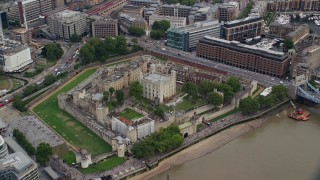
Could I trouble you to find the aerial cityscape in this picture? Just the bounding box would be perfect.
[0,0,319,179]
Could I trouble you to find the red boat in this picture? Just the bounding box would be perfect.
[288,108,310,121]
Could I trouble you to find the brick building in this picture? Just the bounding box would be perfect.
[92,18,118,38]
[196,36,291,78]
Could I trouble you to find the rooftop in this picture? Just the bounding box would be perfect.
[224,16,263,27]
[44,166,60,180]
[0,152,33,172]
[200,36,288,62]
[167,20,220,33]
[4,137,28,155]
[286,23,309,38]
[12,28,29,34]
[144,73,170,82]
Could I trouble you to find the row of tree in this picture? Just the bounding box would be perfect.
[181,77,241,106]
[239,85,288,115]
[132,124,183,158]
[41,43,64,61]
[80,36,129,64]
[24,66,44,78]
[150,20,170,40]
[13,129,53,165]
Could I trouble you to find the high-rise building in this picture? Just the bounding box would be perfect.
[0,135,8,159]
[0,11,9,29]
[48,10,87,40]
[196,36,291,78]
[218,2,239,21]
[8,0,53,27]
[92,18,119,38]
[0,152,39,180]
[166,20,221,51]
[222,16,264,41]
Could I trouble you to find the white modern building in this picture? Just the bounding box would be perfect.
[48,10,88,40]
[0,135,8,159]
[0,152,39,180]
[111,115,155,142]
[0,42,33,73]
[149,14,186,28]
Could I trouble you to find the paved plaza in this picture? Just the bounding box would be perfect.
[0,105,64,148]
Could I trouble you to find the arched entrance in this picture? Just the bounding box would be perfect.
[184,133,189,138]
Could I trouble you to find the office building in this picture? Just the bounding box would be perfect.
[0,42,33,73]
[249,1,267,17]
[158,3,192,18]
[11,28,32,44]
[141,67,176,103]
[166,20,221,51]
[119,13,148,31]
[84,0,128,16]
[222,16,264,41]
[0,152,39,180]
[92,18,118,38]
[286,24,309,44]
[267,0,320,12]
[122,4,145,15]
[196,36,291,78]
[149,14,186,28]
[129,0,160,7]
[48,10,87,40]
[218,2,239,21]
[269,21,294,38]
[188,3,217,24]
[8,0,53,27]
[0,11,9,29]
[0,135,8,159]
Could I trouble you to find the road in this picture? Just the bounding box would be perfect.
[137,39,285,87]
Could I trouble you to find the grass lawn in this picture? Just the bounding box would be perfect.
[79,156,126,174]
[0,76,11,90]
[175,98,207,111]
[63,150,76,166]
[210,108,241,122]
[119,108,144,120]
[32,68,112,156]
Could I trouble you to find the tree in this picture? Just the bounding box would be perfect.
[218,83,234,100]
[208,92,224,107]
[272,85,288,101]
[198,80,217,98]
[12,95,26,112]
[182,82,198,98]
[41,43,63,61]
[44,74,56,86]
[309,80,316,87]
[36,143,53,165]
[239,97,260,115]
[79,44,95,64]
[105,37,117,55]
[154,107,164,119]
[152,20,170,32]
[128,27,145,37]
[22,85,39,97]
[150,30,163,40]
[116,36,129,55]
[70,33,82,43]
[115,90,124,105]
[109,87,115,96]
[103,91,110,104]
[129,81,143,100]
[131,38,138,43]
[226,76,241,92]
[309,28,314,34]
[284,38,294,49]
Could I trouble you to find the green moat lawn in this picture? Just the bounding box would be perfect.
[32,69,112,156]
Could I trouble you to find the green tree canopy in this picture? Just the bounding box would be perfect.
[198,80,218,98]
[44,74,56,86]
[115,90,125,105]
[129,81,143,100]
[36,142,53,165]
[218,83,234,100]
[12,95,26,112]
[79,44,95,64]
[128,27,145,37]
[239,97,260,115]
[154,107,164,119]
[103,91,110,104]
[271,85,288,101]
[226,76,241,92]
[152,20,170,32]
[70,33,82,43]
[41,43,63,61]
[284,38,294,49]
[109,87,115,95]
[208,92,224,106]
[182,82,198,99]
[150,30,164,40]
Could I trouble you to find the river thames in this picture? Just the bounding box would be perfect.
[151,104,320,180]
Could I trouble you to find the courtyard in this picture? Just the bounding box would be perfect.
[119,108,144,120]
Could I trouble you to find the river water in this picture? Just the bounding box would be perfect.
[152,104,320,180]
